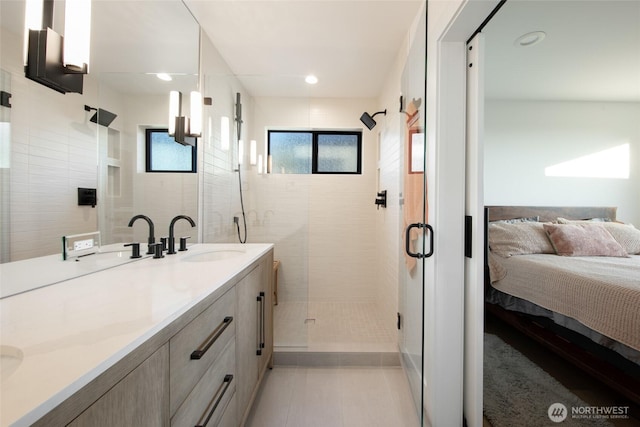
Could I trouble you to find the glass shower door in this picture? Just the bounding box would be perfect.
[398,5,427,424]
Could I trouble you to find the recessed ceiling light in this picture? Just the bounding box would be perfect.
[515,31,546,47]
[305,75,318,85]
[156,73,173,81]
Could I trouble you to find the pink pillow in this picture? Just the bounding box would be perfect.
[543,223,628,257]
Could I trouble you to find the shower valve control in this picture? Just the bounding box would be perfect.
[375,190,387,209]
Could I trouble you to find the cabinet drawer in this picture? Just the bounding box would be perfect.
[217,393,237,427]
[170,288,236,414]
[171,340,236,427]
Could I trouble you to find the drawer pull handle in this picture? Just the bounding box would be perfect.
[195,374,233,427]
[190,316,233,360]
[256,292,265,356]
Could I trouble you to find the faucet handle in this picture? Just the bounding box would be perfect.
[179,236,191,252]
[124,242,141,259]
[160,237,168,251]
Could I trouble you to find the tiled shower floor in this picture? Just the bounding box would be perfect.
[274,301,396,353]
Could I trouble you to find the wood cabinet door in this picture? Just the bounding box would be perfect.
[68,344,169,427]
[235,263,262,422]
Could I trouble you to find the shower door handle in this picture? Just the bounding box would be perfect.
[405,223,434,258]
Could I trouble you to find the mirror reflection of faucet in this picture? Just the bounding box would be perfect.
[127,215,155,254]
[263,210,274,226]
[167,215,196,255]
[248,210,260,226]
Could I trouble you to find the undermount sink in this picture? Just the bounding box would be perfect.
[182,250,246,262]
[1,345,24,381]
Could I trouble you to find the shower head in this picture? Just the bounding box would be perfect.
[360,109,387,130]
[91,109,117,127]
[84,105,117,127]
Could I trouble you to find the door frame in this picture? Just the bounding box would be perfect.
[424,1,500,426]
[464,32,485,427]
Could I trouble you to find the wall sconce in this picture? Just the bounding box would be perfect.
[24,0,91,94]
[360,109,387,130]
[258,154,263,174]
[168,90,202,146]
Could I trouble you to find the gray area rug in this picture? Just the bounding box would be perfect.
[484,333,614,427]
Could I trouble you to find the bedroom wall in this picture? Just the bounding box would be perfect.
[485,100,640,225]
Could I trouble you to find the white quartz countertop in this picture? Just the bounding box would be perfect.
[0,243,152,299]
[0,243,273,427]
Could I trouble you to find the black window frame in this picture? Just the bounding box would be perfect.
[145,128,197,173]
[267,129,362,175]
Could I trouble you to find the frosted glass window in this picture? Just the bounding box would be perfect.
[268,131,312,174]
[317,133,361,173]
[145,129,196,173]
[267,130,361,175]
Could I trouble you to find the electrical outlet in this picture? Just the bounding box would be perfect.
[62,231,101,260]
[74,239,94,251]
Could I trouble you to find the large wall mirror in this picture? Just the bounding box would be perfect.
[92,0,200,249]
[0,0,200,285]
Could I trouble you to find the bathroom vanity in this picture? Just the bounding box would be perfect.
[0,243,274,427]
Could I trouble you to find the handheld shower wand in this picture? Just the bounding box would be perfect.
[235,92,247,244]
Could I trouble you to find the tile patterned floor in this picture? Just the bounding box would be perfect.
[245,366,420,427]
[274,301,396,353]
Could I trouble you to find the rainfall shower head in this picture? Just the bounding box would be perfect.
[84,105,117,127]
[360,109,387,130]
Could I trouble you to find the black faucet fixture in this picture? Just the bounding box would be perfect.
[168,215,196,254]
[128,215,156,254]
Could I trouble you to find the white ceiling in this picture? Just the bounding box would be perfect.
[3,1,638,101]
[184,0,424,98]
[483,0,640,101]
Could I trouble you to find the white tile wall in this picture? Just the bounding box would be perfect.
[246,97,379,306]
[239,95,410,349]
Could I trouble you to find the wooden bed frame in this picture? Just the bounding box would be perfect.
[484,205,640,405]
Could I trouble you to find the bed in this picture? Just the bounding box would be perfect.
[484,206,640,404]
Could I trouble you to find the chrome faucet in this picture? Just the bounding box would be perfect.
[167,215,196,254]
[128,215,155,254]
